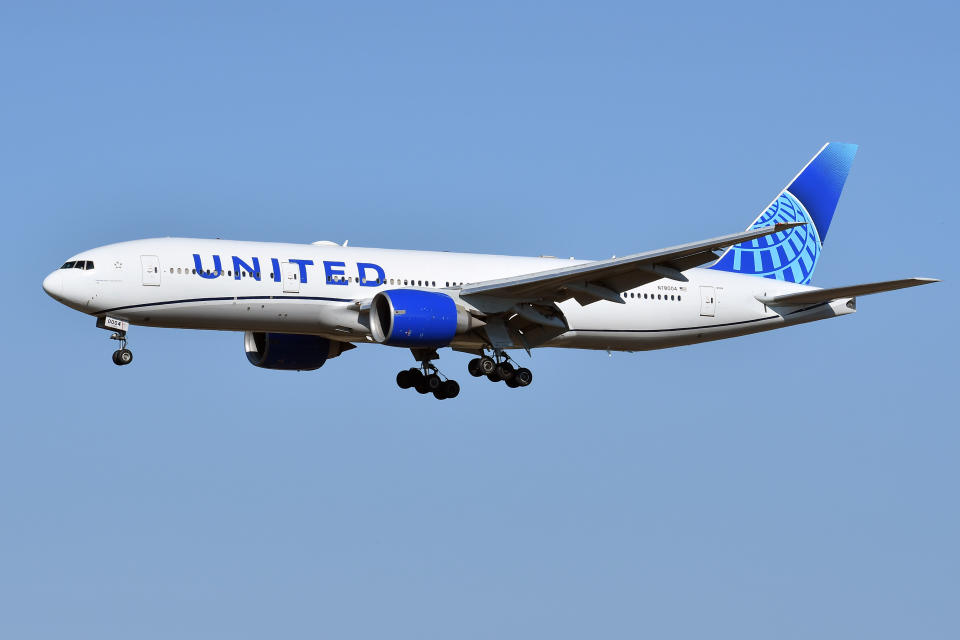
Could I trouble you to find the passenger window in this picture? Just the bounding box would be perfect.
[678,295,682,301]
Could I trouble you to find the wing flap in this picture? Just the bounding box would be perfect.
[756,278,939,306]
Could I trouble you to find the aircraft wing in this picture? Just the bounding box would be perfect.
[460,223,805,306]
[755,278,939,306]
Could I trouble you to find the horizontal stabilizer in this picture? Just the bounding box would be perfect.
[756,278,939,306]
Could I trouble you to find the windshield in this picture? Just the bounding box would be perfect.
[60,260,94,270]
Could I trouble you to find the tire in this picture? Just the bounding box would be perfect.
[486,371,502,383]
[467,358,483,377]
[514,367,532,387]
[117,349,133,365]
[478,356,496,375]
[496,362,514,379]
[396,370,413,389]
[410,369,430,394]
[111,350,122,365]
[440,379,460,399]
[425,374,442,392]
[505,377,520,388]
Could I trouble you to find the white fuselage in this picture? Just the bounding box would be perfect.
[42,237,854,351]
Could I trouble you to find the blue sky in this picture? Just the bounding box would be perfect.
[2,1,957,638]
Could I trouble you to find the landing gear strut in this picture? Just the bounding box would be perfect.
[468,350,532,388]
[396,349,460,400]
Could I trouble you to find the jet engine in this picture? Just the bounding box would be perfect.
[244,332,353,370]
[369,289,483,348]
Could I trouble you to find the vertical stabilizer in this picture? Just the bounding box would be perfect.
[710,142,857,284]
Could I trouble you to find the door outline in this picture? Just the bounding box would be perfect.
[141,255,160,286]
[281,262,300,293]
[700,286,715,317]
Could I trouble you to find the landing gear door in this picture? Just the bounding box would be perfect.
[141,255,160,286]
[281,262,300,293]
[700,286,715,317]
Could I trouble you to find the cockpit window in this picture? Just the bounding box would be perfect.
[61,260,94,270]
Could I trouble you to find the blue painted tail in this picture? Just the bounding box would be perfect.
[710,142,857,284]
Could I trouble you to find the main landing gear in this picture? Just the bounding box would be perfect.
[467,352,532,389]
[110,331,133,366]
[396,349,460,400]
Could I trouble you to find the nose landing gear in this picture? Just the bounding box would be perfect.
[110,331,133,366]
[97,317,133,366]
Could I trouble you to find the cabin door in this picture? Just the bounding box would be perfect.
[281,262,300,293]
[699,286,715,317]
[141,255,161,286]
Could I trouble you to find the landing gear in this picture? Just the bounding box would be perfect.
[470,350,532,389]
[109,331,133,366]
[396,350,460,400]
[97,317,134,366]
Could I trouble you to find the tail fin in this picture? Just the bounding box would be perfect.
[710,142,857,284]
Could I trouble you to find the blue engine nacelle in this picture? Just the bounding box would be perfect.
[370,289,481,348]
[244,332,353,370]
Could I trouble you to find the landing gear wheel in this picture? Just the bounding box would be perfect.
[397,370,414,389]
[405,369,427,393]
[514,367,532,387]
[111,350,122,365]
[486,371,502,383]
[496,362,514,380]
[478,356,496,375]
[440,379,460,399]
[467,358,483,377]
[114,349,133,366]
[505,377,520,388]
[424,374,442,393]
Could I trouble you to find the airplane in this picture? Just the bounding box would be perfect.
[42,143,938,399]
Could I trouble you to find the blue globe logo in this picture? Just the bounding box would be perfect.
[713,191,821,284]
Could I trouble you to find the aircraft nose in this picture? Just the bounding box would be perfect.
[42,271,62,300]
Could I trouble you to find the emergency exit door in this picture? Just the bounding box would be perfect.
[700,286,715,317]
[281,262,300,293]
[141,255,160,286]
